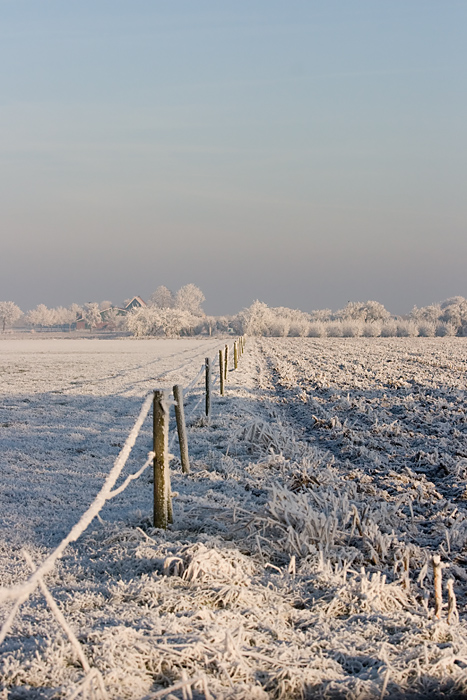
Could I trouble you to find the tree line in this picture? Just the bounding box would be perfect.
[2,289,467,338]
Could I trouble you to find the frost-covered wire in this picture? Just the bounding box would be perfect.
[0,392,154,623]
[23,550,108,699]
[185,391,205,422]
[183,364,205,397]
[109,451,154,498]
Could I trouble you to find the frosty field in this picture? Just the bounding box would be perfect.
[2,337,467,699]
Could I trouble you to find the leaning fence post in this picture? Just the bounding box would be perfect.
[205,357,211,417]
[219,348,224,396]
[153,389,172,528]
[234,341,238,369]
[173,384,190,474]
[224,344,228,380]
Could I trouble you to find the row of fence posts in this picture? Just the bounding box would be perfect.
[153,337,245,528]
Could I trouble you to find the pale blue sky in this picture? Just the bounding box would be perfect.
[1,1,466,315]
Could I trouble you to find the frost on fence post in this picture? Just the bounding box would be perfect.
[224,344,228,380]
[205,357,211,418]
[234,341,238,370]
[219,349,224,396]
[173,384,190,474]
[153,389,172,528]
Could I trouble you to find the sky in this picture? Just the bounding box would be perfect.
[0,1,466,316]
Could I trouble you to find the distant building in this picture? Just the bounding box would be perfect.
[75,296,147,330]
[124,296,147,311]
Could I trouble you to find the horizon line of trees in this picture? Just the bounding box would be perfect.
[2,289,467,338]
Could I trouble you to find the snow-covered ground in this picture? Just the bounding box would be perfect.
[2,337,467,699]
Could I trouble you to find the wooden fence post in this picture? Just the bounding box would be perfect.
[173,384,190,474]
[205,357,211,417]
[224,344,228,380]
[234,341,238,369]
[433,555,443,620]
[219,348,224,396]
[153,389,172,528]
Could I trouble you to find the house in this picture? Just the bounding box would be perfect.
[74,296,147,330]
[124,296,147,311]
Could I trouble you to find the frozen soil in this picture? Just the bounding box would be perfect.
[2,337,467,699]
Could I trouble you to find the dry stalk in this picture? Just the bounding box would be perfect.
[403,548,410,591]
[351,504,364,538]
[447,577,459,624]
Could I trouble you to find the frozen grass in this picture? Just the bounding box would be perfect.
[2,337,467,698]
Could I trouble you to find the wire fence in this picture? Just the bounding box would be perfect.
[0,336,245,700]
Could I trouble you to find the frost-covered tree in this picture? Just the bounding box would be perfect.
[64,307,81,327]
[215,316,231,333]
[0,301,22,332]
[310,308,332,322]
[361,321,382,337]
[84,303,102,330]
[70,303,83,320]
[175,284,205,316]
[125,308,152,337]
[27,304,83,329]
[126,307,196,338]
[436,322,457,337]
[102,307,125,329]
[408,297,467,336]
[238,301,311,337]
[440,297,467,332]
[26,304,53,329]
[99,300,113,311]
[149,286,175,309]
[308,322,326,337]
[238,301,271,336]
[337,300,390,323]
[409,304,441,324]
[417,322,436,337]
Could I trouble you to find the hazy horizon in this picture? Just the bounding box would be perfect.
[4,287,466,320]
[1,1,466,317]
